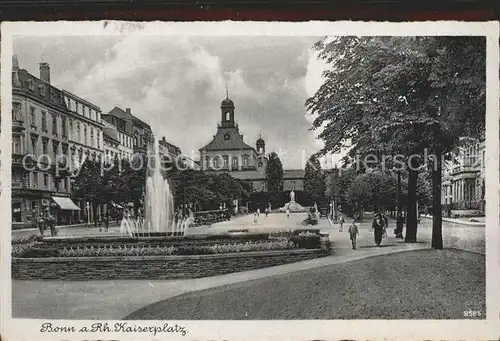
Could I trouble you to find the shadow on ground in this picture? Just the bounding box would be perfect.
[125,249,485,320]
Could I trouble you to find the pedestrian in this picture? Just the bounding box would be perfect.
[372,213,385,246]
[395,213,404,239]
[37,211,45,237]
[348,220,359,250]
[382,213,388,238]
[286,208,290,218]
[105,211,109,232]
[256,208,260,218]
[46,209,57,237]
[265,207,269,217]
[339,215,345,232]
[253,212,258,224]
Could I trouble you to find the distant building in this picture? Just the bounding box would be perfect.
[62,90,104,169]
[442,137,485,217]
[199,95,304,192]
[102,120,121,161]
[102,107,135,160]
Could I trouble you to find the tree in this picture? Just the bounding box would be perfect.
[306,36,485,246]
[265,152,284,192]
[304,155,326,206]
[347,171,397,213]
[72,159,104,221]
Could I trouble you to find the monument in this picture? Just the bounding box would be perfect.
[279,190,307,213]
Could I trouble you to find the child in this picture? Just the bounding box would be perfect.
[348,220,359,250]
[339,215,345,232]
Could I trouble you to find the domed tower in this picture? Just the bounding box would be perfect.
[256,134,265,155]
[220,87,235,128]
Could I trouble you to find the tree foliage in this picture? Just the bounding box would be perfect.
[304,155,327,206]
[265,152,284,192]
[306,36,485,245]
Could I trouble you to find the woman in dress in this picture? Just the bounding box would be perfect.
[372,213,386,246]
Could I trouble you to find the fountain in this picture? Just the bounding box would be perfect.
[279,190,307,213]
[120,136,192,237]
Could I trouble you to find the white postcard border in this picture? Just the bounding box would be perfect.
[0,20,499,341]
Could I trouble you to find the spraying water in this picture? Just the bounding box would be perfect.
[120,136,191,236]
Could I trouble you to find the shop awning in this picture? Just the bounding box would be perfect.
[51,197,81,211]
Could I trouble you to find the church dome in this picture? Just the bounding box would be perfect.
[221,98,234,107]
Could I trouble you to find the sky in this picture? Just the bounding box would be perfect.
[13,35,341,169]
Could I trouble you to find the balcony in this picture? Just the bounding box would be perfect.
[12,153,30,168]
[450,165,480,177]
[134,145,148,154]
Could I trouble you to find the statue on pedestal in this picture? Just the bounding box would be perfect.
[290,190,295,203]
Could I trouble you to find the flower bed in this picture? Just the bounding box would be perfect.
[55,240,296,257]
[12,229,330,259]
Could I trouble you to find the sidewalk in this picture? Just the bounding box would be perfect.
[421,214,485,226]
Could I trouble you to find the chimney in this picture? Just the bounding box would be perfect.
[162,137,166,142]
[39,62,50,84]
[125,108,131,115]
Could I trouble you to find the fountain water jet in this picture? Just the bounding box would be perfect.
[121,136,191,237]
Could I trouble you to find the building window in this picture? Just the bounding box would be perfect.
[61,116,67,138]
[31,136,38,155]
[52,115,58,136]
[12,136,21,154]
[232,156,239,169]
[39,84,45,96]
[224,133,230,140]
[42,139,48,154]
[30,107,36,127]
[90,128,94,147]
[28,79,34,91]
[76,102,80,114]
[96,131,100,149]
[41,111,47,132]
[44,174,48,186]
[12,102,22,121]
[32,171,39,189]
[213,157,221,168]
[77,122,81,142]
[243,155,249,167]
[52,140,59,159]
[223,155,229,168]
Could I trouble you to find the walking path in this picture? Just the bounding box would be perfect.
[11,213,485,319]
[421,214,485,226]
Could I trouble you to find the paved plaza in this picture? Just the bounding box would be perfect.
[11,213,485,319]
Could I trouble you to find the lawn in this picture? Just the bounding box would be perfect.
[126,249,485,320]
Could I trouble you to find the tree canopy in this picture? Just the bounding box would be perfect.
[265,152,284,192]
[304,155,327,206]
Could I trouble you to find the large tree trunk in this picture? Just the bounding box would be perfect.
[405,160,419,243]
[432,146,444,249]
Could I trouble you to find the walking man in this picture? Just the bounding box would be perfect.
[348,219,359,250]
[372,213,385,246]
[339,214,345,232]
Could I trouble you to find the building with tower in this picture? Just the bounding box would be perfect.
[199,94,304,192]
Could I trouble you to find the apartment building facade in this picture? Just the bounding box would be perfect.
[11,59,78,227]
[442,138,485,217]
